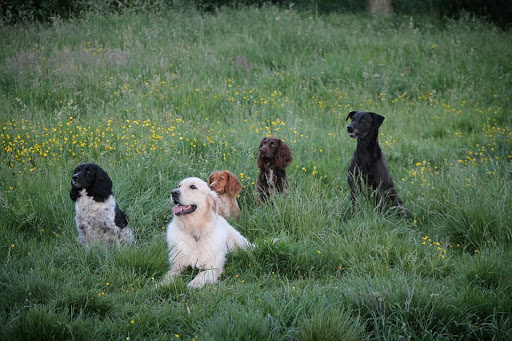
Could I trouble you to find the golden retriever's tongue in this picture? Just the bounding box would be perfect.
[172,205,191,214]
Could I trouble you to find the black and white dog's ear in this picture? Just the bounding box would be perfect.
[371,112,385,129]
[346,111,358,121]
[89,167,113,201]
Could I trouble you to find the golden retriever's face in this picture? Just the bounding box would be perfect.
[171,177,217,216]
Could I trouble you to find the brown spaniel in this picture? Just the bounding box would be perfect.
[256,137,293,202]
[208,170,242,219]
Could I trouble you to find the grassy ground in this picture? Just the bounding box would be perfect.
[1,5,511,340]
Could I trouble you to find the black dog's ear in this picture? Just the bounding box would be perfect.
[346,111,357,121]
[89,167,113,201]
[371,112,385,129]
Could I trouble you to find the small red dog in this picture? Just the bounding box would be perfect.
[208,170,242,219]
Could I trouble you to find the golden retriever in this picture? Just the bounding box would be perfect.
[208,170,242,219]
[162,177,252,288]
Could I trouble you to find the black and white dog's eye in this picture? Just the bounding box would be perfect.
[190,185,197,189]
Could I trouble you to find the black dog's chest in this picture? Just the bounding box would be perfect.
[349,151,384,188]
[259,168,286,189]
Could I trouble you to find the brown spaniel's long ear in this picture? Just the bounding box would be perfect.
[257,137,267,169]
[275,139,293,169]
[225,172,242,196]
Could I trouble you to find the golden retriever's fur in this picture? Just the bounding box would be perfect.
[208,170,242,219]
[162,177,252,288]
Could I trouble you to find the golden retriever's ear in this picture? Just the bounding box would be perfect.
[225,172,242,196]
[208,190,219,214]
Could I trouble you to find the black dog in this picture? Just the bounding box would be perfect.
[346,111,407,212]
[70,163,134,247]
[256,137,293,202]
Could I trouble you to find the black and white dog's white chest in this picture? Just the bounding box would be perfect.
[75,190,116,230]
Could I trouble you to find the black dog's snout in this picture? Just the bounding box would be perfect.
[347,125,354,133]
[72,174,79,181]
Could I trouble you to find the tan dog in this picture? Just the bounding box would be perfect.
[208,170,242,219]
[162,177,252,288]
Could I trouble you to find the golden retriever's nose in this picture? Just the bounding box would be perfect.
[171,189,180,201]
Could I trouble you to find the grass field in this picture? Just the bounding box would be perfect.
[1,4,511,340]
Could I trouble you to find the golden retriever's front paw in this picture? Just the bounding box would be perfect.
[186,278,206,289]
[157,273,175,287]
[187,270,219,288]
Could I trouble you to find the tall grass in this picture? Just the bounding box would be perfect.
[1,5,511,340]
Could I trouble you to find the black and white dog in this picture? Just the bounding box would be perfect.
[70,163,134,247]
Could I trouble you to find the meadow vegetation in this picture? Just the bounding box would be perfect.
[1,4,511,340]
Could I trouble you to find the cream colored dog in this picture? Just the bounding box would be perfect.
[162,177,253,288]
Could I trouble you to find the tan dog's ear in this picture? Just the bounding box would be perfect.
[208,190,219,214]
[225,172,242,196]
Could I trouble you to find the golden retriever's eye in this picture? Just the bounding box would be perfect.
[190,185,197,189]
